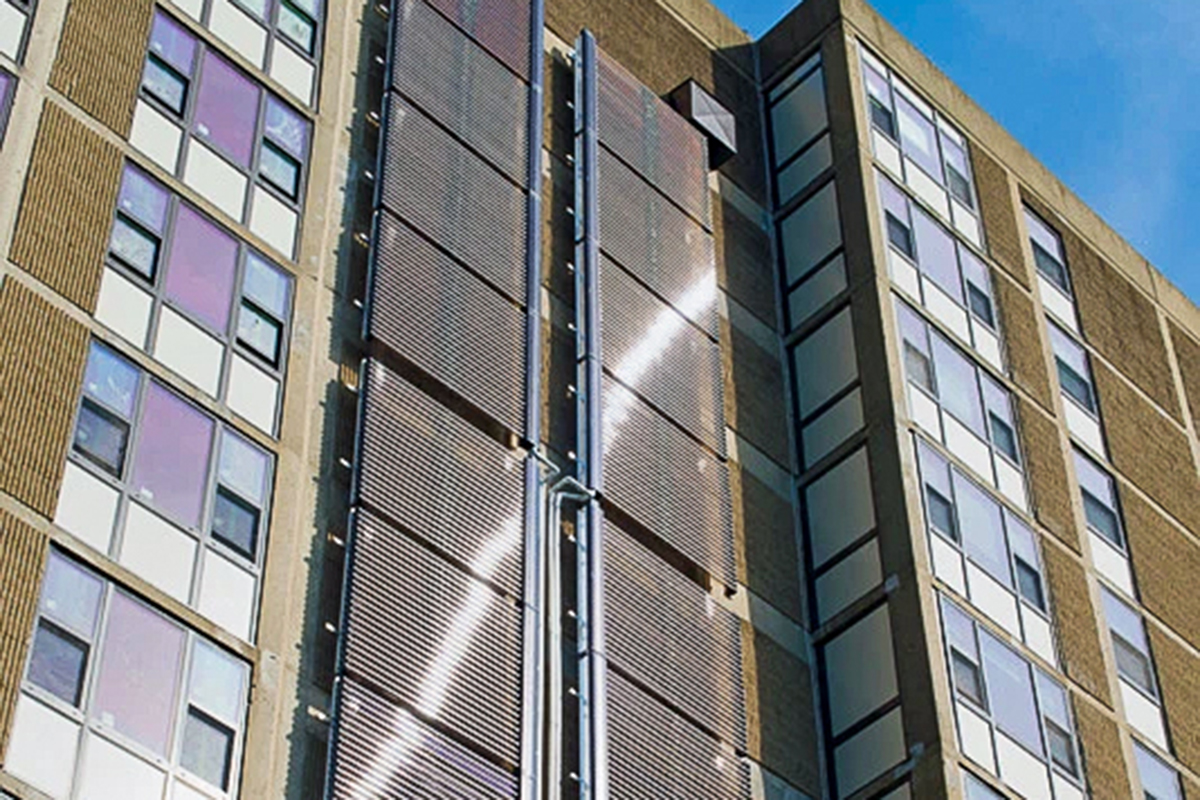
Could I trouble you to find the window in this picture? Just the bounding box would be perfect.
[863,62,895,138]
[0,0,33,62]
[1025,207,1071,295]
[1074,450,1124,548]
[768,53,834,206]
[0,68,15,143]
[1136,742,1182,800]
[962,772,1005,800]
[1049,322,1097,414]
[60,342,274,640]
[102,162,294,434]
[1101,588,1158,697]
[943,598,985,708]
[16,551,250,797]
[1035,672,1079,776]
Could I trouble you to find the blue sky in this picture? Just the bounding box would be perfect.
[715,0,1200,304]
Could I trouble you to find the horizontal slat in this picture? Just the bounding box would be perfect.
[423,0,531,80]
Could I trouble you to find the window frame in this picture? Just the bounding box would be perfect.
[1048,320,1098,417]
[1135,740,1183,800]
[1024,206,1074,298]
[1100,587,1160,701]
[1,0,35,64]
[0,67,16,144]
[1073,448,1126,551]
[767,52,833,208]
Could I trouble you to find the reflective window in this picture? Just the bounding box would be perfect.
[980,632,1042,753]
[0,68,15,143]
[1049,322,1097,414]
[1025,207,1071,294]
[1136,742,1182,800]
[1074,449,1124,548]
[1101,588,1158,697]
[963,772,1005,800]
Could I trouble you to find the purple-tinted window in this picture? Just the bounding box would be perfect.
[92,593,185,757]
[0,70,13,137]
[117,165,170,233]
[131,383,215,528]
[264,96,309,160]
[165,205,238,331]
[148,11,197,76]
[194,53,261,168]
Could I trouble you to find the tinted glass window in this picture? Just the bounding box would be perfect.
[194,52,261,167]
[130,383,215,528]
[164,206,239,331]
[980,632,1042,754]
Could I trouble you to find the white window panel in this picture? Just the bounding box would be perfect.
[1090,531,1134,597]
[904,157,950,219]
[909,386,942,441]
[931,534,966,596]
[1038,274,1079,333]
[996,732,1052,800]
[923,278,971,342]
[815,538,882,625]
[270,40,317,106]
[0,2,25,60]
[952,199,982,247]
[1021,606,1057,667]
[806,447,877,568]
[227,353,280,435]
[1052,773,1086,800]
[249,184,299,258]
[824,606,899,736]
[184,139,249,222]
[130,100,183,174]
[121,503,198,603]
[803,388,864,467]
[966,562,1021,640]
[788,254,846,328]
[174,778,219,800]
[994,456,1028,512]
[833,708,906,799]
[943,413,993,484]
[198,549,256,640]
[1063,400,1105,456]
[173,0,204,19]
[209,0,268,67]
[154,306,225,397]
[79,732,167,800]
[95,268,154,349]
[7,696,81,799]
[1121,681,1168,749]
[56,461,120,554]
[888,248,921,299]
[956,701,997,775]
[873,129,903,177]
[971,322,1003,372]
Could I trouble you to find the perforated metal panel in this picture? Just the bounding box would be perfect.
[380,94,527,301]
[392,0,529,184]
[355,361,525,596]
[601,376,735,585]
[423,0,531,79]
[344,510,524,763]
[599,256,724,452]
[596,52,710,227]
[597,148,718,337]
[607,670,752,799]
[604,522,745,747]
[330,678,519,800]
[370,212,526,431]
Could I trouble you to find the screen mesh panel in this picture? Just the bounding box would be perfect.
[370,212,526,432]
[424,0,531,80]
[330,678,519,800]
[355,361,525,596]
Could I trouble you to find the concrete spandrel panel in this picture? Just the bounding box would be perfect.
[56,461,120,554]
[780,181,842,286]
[816,538,882,625]
[806,447,876,568]
[6,695,81,798]
[823,604,899,735]
[833,707,906,798]
[792,306,857,418]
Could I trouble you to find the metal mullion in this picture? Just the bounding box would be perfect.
[190,414,227,610]
[142,192,182,365]
[69,577,119,799]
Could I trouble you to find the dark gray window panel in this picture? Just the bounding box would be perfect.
[596,51,711,227]
[599,256,724,453]
[391,0,529,185]
[369,212,526,432]
[601,375,735,586]
[597,148,718,337]
[344,511,523,764]
[380,94,527,302]
[604,521,746,748]
[356,361,525,595]
[607,669,751,799]
[424,0,531,80]
[329,677,518,800]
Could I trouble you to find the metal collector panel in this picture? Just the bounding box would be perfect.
[607,669,751,799]
[603,522,746,747]
[600,375,735,585]
[424,0,531,80]
[597,148,718,337]
[379,94,527,302]
[356,361,525,595]
[344,510,524,763]
[330,678,519,799]
[600,255,724,453]
[392,0,529,185]
[596,52,710,227]
[370,212,526,432]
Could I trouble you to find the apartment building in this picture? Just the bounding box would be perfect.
[0,0,1198,797]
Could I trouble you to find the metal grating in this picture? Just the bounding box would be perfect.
[392,0,529,185]
[597,148,718,337]
[607,669,752,799]
[329,678,518,799]
[344,510,524,764]
[600,375,735,585]
[380,94,527,302]
[423,0,531,80]
[599,256,724,453]
[355,361,525,596]
[603,522,746,747]
[370,211,526,432]
[596,52,710,227]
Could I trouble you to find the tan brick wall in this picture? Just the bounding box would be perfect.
[733,465,802,622]
[1094,362,1200,537]
[9,103,122,311]
[49,0,154,136]
[0,281,90,518]
[723,322,789,467]
[994,272,1053,411]
[1017,397,1078,552]
[0,511,48,760]
[742,625,821,795]
[970,143,1029,289]
[1148,626,1200,777]
[1169,322,1200,431]
[1073,697,1133,800]
[714,197,776,331]
[1122,487,1200,652]
[1044,546,1109,705]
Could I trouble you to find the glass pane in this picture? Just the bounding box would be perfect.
[932,335,985,434]
[967,284,995,327]
[264,96,310,160]
[1046,722,1077,775]
[28,621,88,706]
[142,57,187,115]
[981,373,1013,428]
[927,488,957,541]
[886,214,914,259]
[1058,361,1096,412]
[1036,671,1071,728]
[980,632,1043,754]
[1033,242,1069,293]
[1136,742,1182,800]
[864,64,891,106]
[117,166,170,233]
[74,400,131,477]
[941,597,977,659]
[148,11,196,75]
[1049,323,1090,376]
[1114,637,1155,694]
[278,2,316,53]
[1084,492,1123,546]
[93,593,185,757]
[878,174,909,230]
[1025,208,1064,262]
[1006,513,1039,566]
[869,99,895,139]
[989,414,1019,462]
[189,640,246,723]
[40,552,103,637]
[963,773,1004,800]
[194,52,261,168]
[918,441,952,498]
[259,141,300,199]
[954,472,1009,585]
[1074,450,1117,506]
[82,342,140,418]
[1015,559,1045,610]
[243,252,292,319]
[182,709,234,789]
[235,0,270,20]
[238,304,283,366]
[165,206,239,332]
[1102,588,1148,652]
[212,488,260,560]
[896,94,941,179]
[905,343,934,393]
[913,207,961,299]
[218,430,270,505]
[290,0,321,16]
[952,651,985,706]
[130,383,215,529]
[898,302,929,356]
[110,217,160,280]
[942,136,973,207]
